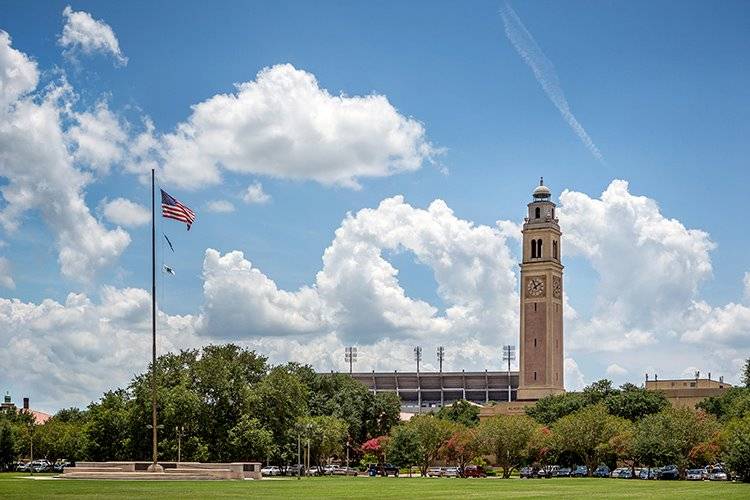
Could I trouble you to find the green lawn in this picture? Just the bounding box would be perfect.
[1,473,748,499]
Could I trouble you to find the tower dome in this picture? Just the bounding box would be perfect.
[532,177,551,199]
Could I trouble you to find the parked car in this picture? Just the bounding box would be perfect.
[544,465,560,478]
[261,466,281,476]
[427,467,443,477]
[306,467,321,476]
[519,466,534,479]
[556,467,572,477]
[658,465,679,480]
[611,467,634,479]
[285,464,304,476]
[593,465,610,478]
[30,460,52,473]
[333,466,358,476]
[52,461,71,473]
[367,463,399,477]
[571,466,588,477]
[463,465,487,478]
[322,464,339,475]
[709,468,729,481]
[15,462,30,472]
[686,469,704,481]
[443,467,460,478]
[639,468,658,480]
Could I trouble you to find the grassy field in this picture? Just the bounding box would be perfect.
[1,473,748,499]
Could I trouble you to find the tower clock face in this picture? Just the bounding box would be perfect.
[527,277,545,297]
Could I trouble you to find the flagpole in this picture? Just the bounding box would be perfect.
[149,168,161,472]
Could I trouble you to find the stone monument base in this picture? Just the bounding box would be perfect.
[61,461,262,480]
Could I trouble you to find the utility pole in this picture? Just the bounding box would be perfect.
[345,347,357,374]
[414,346,422,373]
[502,345,516,402]
[437,346,445,373]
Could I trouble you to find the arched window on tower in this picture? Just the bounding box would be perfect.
[553,240,558,260]
[535,207,540,219]
[537,239,543,258]
[531,239,537,258]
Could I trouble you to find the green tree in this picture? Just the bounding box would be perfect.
[229,415,275,462]
[84,390,132,461]
[436,400,480,427]
[551,404,629,477]
[526,392,586,425]
[742,358,750,388]
[398,415,455,476]
[633,407,720,476]
[34,418,87,461]
[249,365,309,464]
[605,383,669,421]
[582,379,617,406]
[0,420,16,471]
[296,415,348,467]
[477,414,539,478]
[387,424,421,471]
[724,414,750,482]
[367,392,401,439]
[698,387,750,422]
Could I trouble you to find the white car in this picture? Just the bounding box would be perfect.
[261,466,281,476]
[306,467,321,476]
[709,470,728,481]
[443,467,460,478]
[427,467,443,477]
[686,469,704,480]
[323,465,339,475]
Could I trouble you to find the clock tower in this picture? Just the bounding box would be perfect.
[517,178,565,400]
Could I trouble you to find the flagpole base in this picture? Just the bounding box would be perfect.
[147,463,164,473]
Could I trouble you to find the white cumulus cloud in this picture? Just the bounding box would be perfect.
[100,197,150,227]
[0,33,130,282]
[158,64,437,189]
[59,6,128,66]
[67,101,128,173]
[605,363,628,376]
[206,200,236,213]
[243,182,271,204]
[197,195,519,347]
[0,256,14,289]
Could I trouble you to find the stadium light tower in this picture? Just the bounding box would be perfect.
[436,346,445,373]
[344,347,357,374]
[502,345,516,402]
[414,346,422,373]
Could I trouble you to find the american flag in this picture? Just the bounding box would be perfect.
[161,189,196,230]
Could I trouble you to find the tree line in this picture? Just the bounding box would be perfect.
[0,344,401,469]
[1,347,749,482]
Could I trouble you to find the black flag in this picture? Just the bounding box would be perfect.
[163,234,174,252]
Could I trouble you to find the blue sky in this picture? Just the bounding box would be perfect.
[1,1,749,410]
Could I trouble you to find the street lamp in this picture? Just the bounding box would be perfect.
[345,347,358,374]
[502,345,516,402]
[414,346,422,373]
[436,346,445,373]
[175,426,184,463]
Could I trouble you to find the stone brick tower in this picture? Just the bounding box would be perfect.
[517,178,565,400]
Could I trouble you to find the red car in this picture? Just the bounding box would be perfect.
[462,465,487,478]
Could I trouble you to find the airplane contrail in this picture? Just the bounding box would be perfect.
[500,2,604,163]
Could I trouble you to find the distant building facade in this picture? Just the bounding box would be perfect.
[1,392,51,424]
[645,376,732,408]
